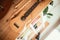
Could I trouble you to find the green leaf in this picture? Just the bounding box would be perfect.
[47,13,53,16]
[43,7,48,15]
[50,1,53,6]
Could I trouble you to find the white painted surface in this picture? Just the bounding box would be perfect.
[40,0,60,40]
[45,25,60,40]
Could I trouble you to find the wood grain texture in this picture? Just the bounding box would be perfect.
[0,0,13,19]
[0,0,51,40]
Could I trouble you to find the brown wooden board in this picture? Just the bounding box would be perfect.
[0,0,51,40]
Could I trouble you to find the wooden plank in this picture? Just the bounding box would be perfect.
[4,29,18,40]
[10,0,37,32]
[0,26,11,40]
[0,0,13,19]
[0,0,29,26]
[0,0,51,40]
